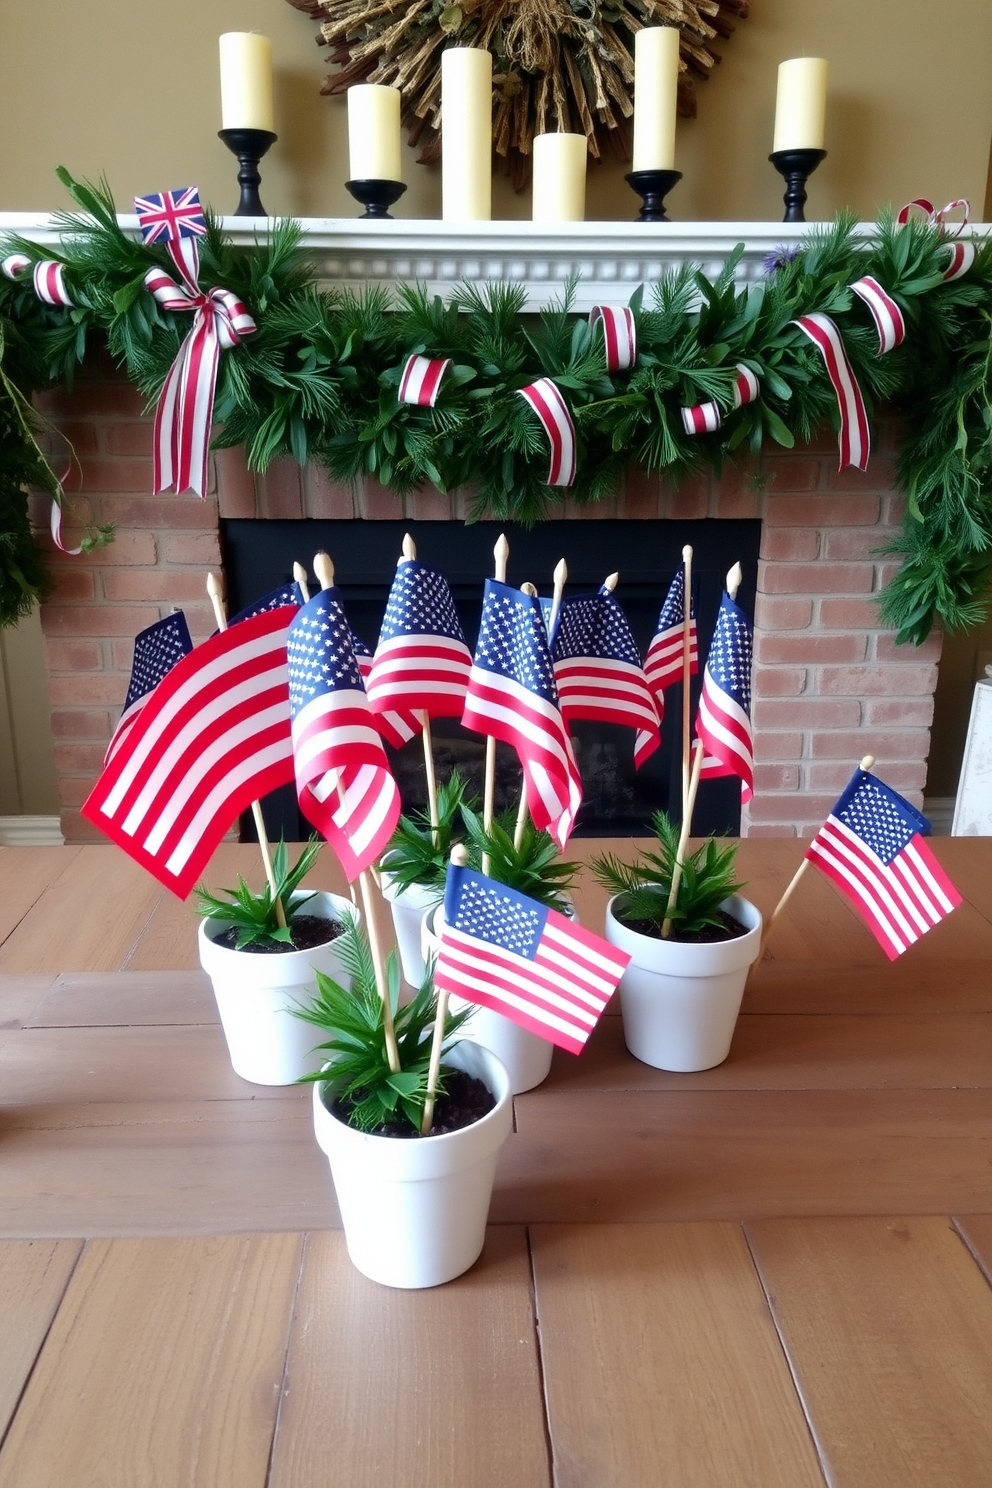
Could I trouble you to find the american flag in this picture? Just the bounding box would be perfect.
[133,187,207,245]
[82,608,296,899]
[105,611,193,765]
[461,579,582,849]
[287,590,400,881]
[695,590,754,802]
[434,864,630,1054]
[367,557,472,719]
[805,768,962,960]
[552,585,660,767]
[227,581,303,627]
[350,630,422,749]
[644,568,698,717]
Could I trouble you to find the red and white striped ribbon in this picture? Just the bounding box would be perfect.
[589,306,636,371]
[2,253,74,307]
[793,312,870,471]
[143,239,256,497]
[850,276,906,355]
[398,354,452,407]
[517,378,577,486]
[681,364,760,436]
[896,197,974,281]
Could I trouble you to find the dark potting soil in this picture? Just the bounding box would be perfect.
[331,1068,496,1138]
[211,915,343,954]
[618,909,749,944]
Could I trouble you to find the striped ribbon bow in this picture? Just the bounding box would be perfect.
[398,354,451,407]
[897,197,975,282]
[681,364,760,436]
[143,238,256,497]
[589,306,636,371]
[517,378,577,486]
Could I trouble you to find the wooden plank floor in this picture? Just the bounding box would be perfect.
[1,839,991,1487]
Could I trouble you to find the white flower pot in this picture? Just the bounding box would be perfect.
[604,893,763,1072]
[312,1039,512,1289]
[422,904,555,1095]
[379,859,442,991]
[198,890,357,1086]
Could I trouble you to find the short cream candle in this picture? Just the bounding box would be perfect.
[532,134,587,222]
[348,84,402,182]
[441,48,493,221]
[632,27,680,172]
[772,57,828,152]
[219,33,274,133]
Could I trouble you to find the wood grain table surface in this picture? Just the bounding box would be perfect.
[1,837,991,1487]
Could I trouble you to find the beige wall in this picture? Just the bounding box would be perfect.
[1,0,991,223]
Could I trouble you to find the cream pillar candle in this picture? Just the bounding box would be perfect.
[632,26,680,172]
[348,85,402,181]
[532,134,587,222]
[219,33,274,133]
[441,48,493,221]
[772,58,828,152]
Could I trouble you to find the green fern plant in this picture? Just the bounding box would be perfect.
[380,768,478,895]
[293,910,470,1133]
[592,811,744,939]
[194,836,323,950]
[460,804,579,913]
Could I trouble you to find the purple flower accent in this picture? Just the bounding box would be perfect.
[763,244,802,276]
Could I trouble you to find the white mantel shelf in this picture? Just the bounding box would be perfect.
[2,214,988,310]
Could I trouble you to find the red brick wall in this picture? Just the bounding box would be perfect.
[35,365,939,842]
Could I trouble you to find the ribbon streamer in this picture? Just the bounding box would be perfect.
[850,276,906,355]
[896,197,975,282]
[2,253,74,308]
[681,364,760,436]
[793,312,869,471]
[398,354,452,407]
[589,306,636,371]
[517,378,577,486]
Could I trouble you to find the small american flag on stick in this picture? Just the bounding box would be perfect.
[552,585,660,767]
[695,590,754,802]
[105,611,193,765]
[367,557,472,719]
[644,568,698,716]
[350,630,422,749]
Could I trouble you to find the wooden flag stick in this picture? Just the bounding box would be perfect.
[206,572,287,929]
[312,549,400,1074]
[401,533,440,844]
[682,544,693,819]
[759,754,876,958]
[482,534,510,875]
[421,842,469,1135]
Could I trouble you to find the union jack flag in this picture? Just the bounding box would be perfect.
[461,579,581,848]
[105,611,193,766]
[287,590,401,881]
[133,187,207,245]
[805,768,961,960]
[367,557,472,719]
[644,568,698,717]
[695,590,754,802]
[552,585,660,767]
[350,630,422,750]
[434,863,630,1054]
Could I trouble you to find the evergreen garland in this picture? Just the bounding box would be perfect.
[2,170,991,644]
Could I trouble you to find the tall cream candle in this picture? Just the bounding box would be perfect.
[772,58,828,152]
[632,27,680,172]
[532,134,586,222]
[219,33,274,133]
[348,85,402,181]
[441,48,493,221]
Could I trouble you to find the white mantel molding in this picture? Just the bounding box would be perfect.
[1,214,988,311]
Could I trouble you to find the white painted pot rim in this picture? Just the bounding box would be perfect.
[379,856,444,913]
[198,889,358,988]
[605,892,762,976]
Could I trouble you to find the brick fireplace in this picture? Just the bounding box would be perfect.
[34,359,940,844]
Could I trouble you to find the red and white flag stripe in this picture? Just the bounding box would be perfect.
[695,688,754,803]
[366,634,471,717]
[793,312,870,471]
[517,378,577,487]
[644,621,698,700]
[398,354,452,407]
[354,650,422,748]
[850,276,906,355]
[554,657,661,767]
[589,306,636,371]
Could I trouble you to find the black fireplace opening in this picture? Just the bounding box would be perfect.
[220,518,761,841]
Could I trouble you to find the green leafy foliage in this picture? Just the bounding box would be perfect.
[293,910,470,1133]
[194,837,323,950]
[591,810,744,938]
[460,804,579,912]
[381,768,479,895]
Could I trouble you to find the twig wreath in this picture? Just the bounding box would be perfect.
[286,0,749,187]
[1,168,991,643]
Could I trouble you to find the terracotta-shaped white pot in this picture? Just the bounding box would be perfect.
[422,904,555,1095]
[198,890,357,1086]
[312,1039,512,1289]
[604,893,762,1072]
[379,858,442,991]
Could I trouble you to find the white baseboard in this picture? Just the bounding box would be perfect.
[922,797,955,835]
[0,815,64,847]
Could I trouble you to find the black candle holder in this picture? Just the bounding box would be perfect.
[625,169,682,223]
[217,128,277,216]
[769,148,827,224]
[345,179,407,220]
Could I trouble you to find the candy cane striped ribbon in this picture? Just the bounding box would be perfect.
[896,197,975,282]
[517,378,577,486]
[398,354,452,407]
[2,253,74,307]
[589,306,636,371]
[681,364,760,436]
[143,239,256,497]
[850,276,906,355]
[793,312,870,471]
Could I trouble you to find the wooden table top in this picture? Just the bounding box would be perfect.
[1,837,991,1488]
